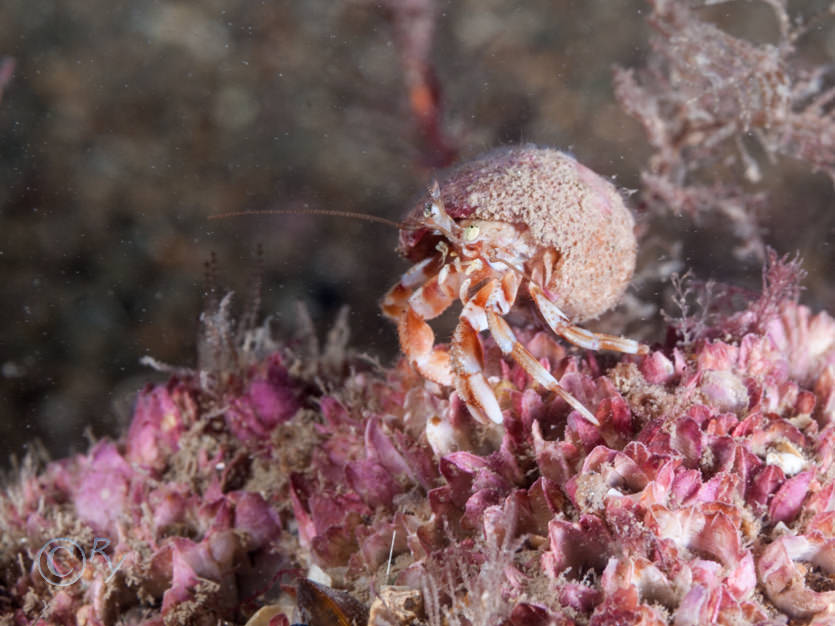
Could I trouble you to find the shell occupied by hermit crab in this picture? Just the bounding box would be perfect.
[383,145,646,429]
[398,145,638,322]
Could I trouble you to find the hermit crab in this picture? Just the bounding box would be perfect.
[382,146,648,426]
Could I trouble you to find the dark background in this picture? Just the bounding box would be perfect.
[2,0,834,468]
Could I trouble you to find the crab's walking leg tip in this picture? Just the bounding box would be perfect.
[557,388,600,426]
[485,310,601,427]
[529,284,646,356]
[579,409,600,427]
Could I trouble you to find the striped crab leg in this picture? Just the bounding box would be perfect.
[448,273,516,425]
[450,273,599,426]
[485,310,599,425]
[528,283,649,356]
[382,257,464,387]
[450,316,503,424]
[381,255,441,319]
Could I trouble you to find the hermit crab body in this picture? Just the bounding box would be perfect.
[382,146,648,426]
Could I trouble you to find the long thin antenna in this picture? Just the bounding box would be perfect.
[208,207,408,230]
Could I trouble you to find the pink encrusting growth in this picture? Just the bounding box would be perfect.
[2,276,835,623]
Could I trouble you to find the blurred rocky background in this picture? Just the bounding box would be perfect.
[1,0,834,467]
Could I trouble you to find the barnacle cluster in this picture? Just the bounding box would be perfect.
[2,283,835,624]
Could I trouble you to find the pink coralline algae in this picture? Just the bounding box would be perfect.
[3,287,835,625]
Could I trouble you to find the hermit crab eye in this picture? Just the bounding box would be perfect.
[463,224,480,241]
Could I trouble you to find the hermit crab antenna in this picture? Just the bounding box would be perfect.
[208,208,408,230]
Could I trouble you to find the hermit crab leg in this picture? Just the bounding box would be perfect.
[451,316,504,425]
[450,273,598,425]
[528,283,649,356]
[485,310,600,426]
[398,308,454,385]
[448,273,518,425]
[381,255,442,319]
[383,259,467,387]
